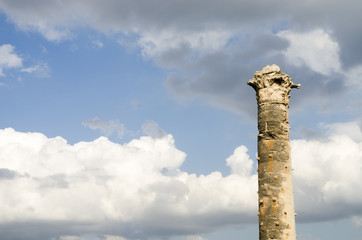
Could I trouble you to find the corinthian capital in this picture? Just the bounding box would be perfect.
[248,65,300,104]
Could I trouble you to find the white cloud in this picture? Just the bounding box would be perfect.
[92,39,104,49]
[291,121,362,221]
[352,216,362,228]
[0,1,73,41]
[1,0,360,117]
[226,146,253,176]
[138,29,232,57]
[58,234,129,240]
[0,127,257,238]
[21,62,50,78]
[0,44,23,76]
[0,44,50,79]
[1,121,362,238]
[104,235,128,240]
[321,121,362,142]
[278,29,342,75]
[33,23,72,42]
[1,120,362,238]
[59,236,84,240]
[185,235,207,240]
[1,1,234,55]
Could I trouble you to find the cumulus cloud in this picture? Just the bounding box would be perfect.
[321,121,362,142]
[0,0,73,41]
[1,0,362,69]
[0,127,257,239]
[0,44,23,76]
[1,121,362,239]
[226,146,253,176]
[277,29,342,75]
[0,0,276,42]
[292,121,362,222]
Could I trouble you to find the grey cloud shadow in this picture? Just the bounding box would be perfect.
[0,168,18,180]
[161,31,353,120]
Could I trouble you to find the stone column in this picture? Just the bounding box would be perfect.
[248,65,300,240]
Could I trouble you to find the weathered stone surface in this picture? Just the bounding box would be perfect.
[248,65,299,240]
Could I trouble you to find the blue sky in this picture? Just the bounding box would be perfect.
[0,1,362,240]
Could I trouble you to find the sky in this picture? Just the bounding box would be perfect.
[0,1,362,240]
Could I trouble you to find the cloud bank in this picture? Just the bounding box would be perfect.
[1,121,362,239]
[292,121,362,222]
[1,0,362,115]
[0,128,256,240]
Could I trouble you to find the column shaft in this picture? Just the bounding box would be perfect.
[248,65,299,240]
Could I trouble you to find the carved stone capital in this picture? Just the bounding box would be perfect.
[248,65,300,104]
